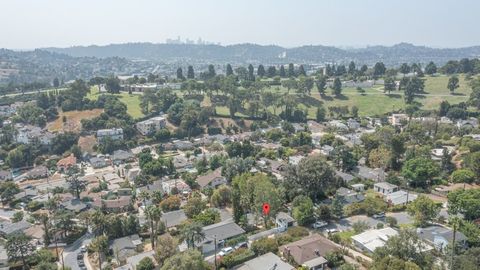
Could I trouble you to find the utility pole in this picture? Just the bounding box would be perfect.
[214,235,218,270]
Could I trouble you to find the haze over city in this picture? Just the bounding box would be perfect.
[1,0,480,49]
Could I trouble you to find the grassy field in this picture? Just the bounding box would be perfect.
[88,86,145,119]
[87,75,473,120]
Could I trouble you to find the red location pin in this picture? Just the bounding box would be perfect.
[262,203,270,216]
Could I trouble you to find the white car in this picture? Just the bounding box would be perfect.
[312,221,328,229]
[218,247,234,257]
[325,228,339,234]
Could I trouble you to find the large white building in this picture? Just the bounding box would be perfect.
[96,128,124,141]
[136,116,167,135]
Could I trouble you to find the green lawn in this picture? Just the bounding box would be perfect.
[87,75,474,120]
[87,86,144,119]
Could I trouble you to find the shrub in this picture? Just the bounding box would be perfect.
[251,238,278,256]
[159,196,181,212]
[286,226,309,238]
[220,248,255,269]
[386,216,398,227]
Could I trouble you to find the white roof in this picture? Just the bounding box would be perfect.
[352,228,398,253]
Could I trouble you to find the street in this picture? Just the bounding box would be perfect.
[63,233,93,270]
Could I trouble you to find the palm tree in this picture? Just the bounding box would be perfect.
[180,222,205,249]
[145,205,162,249]
[90,235,108,270]
[91,210,106,236]
[449,216,461,268]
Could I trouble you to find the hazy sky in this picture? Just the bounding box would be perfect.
[2,0,479,49]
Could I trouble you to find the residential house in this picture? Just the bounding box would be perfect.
[385,190,417,206]
[336,187,364,204]
[328,120,348,131]
[0,170,12,181]
[161,209,188,228]
[121,250,156,270]
[234,252,295,270]
[373,182,399,195]
[335,171,355,183]
[136,116,167,135]
[355,166,386,182]
[279,234,336,270]
[172,155,193,172]
[90,156,108,168]
[0,220,31,237]
[111,234,143,261]
[15,124,55,145]
[57,153,77,172]
[93,196,132,213]
[417,226,467,252]
[60,198,88,212]
[456,117,479,129]
[276,212,296,231]
[126,167,141,182]
[289,155,304,165]
[347,119,360,130]
[352,227,399,254]
[198,221,246,254]
[196,168,227,189]
[351,183,365,192]
[24,165,49,180]
[96,128,124,142]
[161,179,191,195]
[112,150,135,165]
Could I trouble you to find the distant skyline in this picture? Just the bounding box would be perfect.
[1,0,479,49]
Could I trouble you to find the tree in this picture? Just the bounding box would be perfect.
[155,234,178,266]
[373,229,433,269]
[285,154,336,201]
[257,65,265,77]
[448,76,460,94]
[184,196,206,218]
[373,62,386,78]
[137,257,155,270]
[448,189,480,220]
[180,222,205,249]
[251,238,278,255]
[187,66,195,79]
[316,76,327,96]
[348,61,356,75]
[65,166,86,199]
[407,195,440,227]
[160,250,207,270]
[210,185,231,207]
[279,65,286,77]
[207,64,216,79]
[425,61,437,75]
[315,204,331,221]
[384,77,396,94]
[6,232,35,269]
[457,164,474,188]
[331,145,357,172]
[401,157,439,188]
[399,63,410,77]
[452,247,480,270]
[298,65,306,76]
[145,205,162,248]
[316,106,326,122]
[226,64,234,76]
[105,76,121,93]
[371,256,421,270]
[53,77,60,88]
[232,181,243,224]
[176,67,184,80]
[331,78,342,96]
[90,235,108,270]
[12,211,24,222]
[0,181,20,205]
[292,195,314,225]
[331,196,344,218]
[288,63,295,77]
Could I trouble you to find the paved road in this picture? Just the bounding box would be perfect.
[63,233,93,270]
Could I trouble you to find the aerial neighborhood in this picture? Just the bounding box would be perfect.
[0,3,480,269]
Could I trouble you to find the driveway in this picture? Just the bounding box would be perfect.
[63,233,93,270]
[386,212,413,226]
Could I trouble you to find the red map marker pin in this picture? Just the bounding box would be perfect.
[262,203,270,215]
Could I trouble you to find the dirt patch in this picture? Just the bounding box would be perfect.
[78,135,97,154]
[47,109,103,133]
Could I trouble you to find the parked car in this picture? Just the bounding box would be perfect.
[80,245,87,253]
[234,242,248,250]
[373,212,385,219]
[325,228,339,234]
[312,221,328,229]
[77,253,83,260]
[78,260,85,267]
[218,247,234,257]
